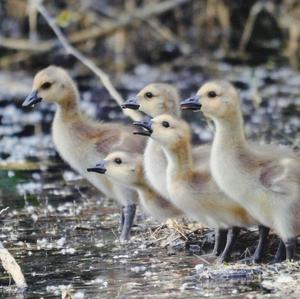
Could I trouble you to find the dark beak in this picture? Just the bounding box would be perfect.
[22,90,42,107]
[87,161,107,174]
[180,95,201,111]
[132,119,153,136]
[121,97,140,110]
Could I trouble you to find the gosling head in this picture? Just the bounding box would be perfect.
[87,151,143,186]
[133,114,190,148]
[23,66,78,108]
[122,83,180,117]
[181,81,240,121]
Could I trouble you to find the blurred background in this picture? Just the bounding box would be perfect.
[1,0,299,159]
[1,0,300,71]
[0,0,300,298]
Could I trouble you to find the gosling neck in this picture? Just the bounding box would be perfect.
[212,111,247,151]
[56,87,81,120]
[162,138,193,178]
[146,137,161,152]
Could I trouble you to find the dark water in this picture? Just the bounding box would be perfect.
[0,60,300,298]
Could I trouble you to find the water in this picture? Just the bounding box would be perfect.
[0,166,264,298]
[0,60,300,298]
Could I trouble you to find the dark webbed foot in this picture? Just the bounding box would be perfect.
[251,225,270,263]
[119,204,136,242]
[212,228,228,256]
[274,240,286,263]
[240,225,270,264]
[285,238,296,261]
[218,227,240,263]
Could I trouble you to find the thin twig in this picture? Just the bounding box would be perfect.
[150,224,163,236]
[166,219,188,240]
[28,0,38,42]
[0,36,52,51]
[35,1,142,121]
[238,3,262,52]
[194,254,212,265]
[70,0,191,42]
[0,207,9,216]
[238,1,275,53]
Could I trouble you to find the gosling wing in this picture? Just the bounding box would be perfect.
[259,157,300,195]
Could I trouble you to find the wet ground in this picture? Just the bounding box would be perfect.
[0,59,300,298]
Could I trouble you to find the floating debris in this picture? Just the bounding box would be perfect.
[196,264,263,281]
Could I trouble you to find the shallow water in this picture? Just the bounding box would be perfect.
[0,60,300,298]
[0,164,267,299]
[0,166,266,299]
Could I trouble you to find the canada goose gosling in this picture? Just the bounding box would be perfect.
[23,66,146,241]
[122,83,181,199]
[122,84,230,257]
[181,81,300,261]
[87,151,182,222]
[133,115,269,263]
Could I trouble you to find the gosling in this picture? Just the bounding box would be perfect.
[122,84,231,257]
[23,66,145,241]
[181,81,300,261]
[87,151,182,221]
[122,83,181,199]
[134,114,269,263]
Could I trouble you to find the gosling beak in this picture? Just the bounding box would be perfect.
[180,95,201,111]
[22,90,42,107]
[87,161,107,174]
[121,97,140,110]
[132,119,153,136]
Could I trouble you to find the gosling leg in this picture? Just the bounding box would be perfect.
[285,237,296,261]
[274,240,286,263]
[218,227,240,263]
[251,225,270,263]
[119,206,125,232]
[212,228,228,256]
[120,204,136,241]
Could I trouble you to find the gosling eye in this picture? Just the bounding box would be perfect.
[145,92,154,99]
[41,82,52,90]
[207,91,217,98]
[162,121,170,128]
[114,158,122,164]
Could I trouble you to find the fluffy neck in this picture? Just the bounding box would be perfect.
[212,111,247,151]
[145,138,163,156]
[56,85,81,120]
[163,138,193,178]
